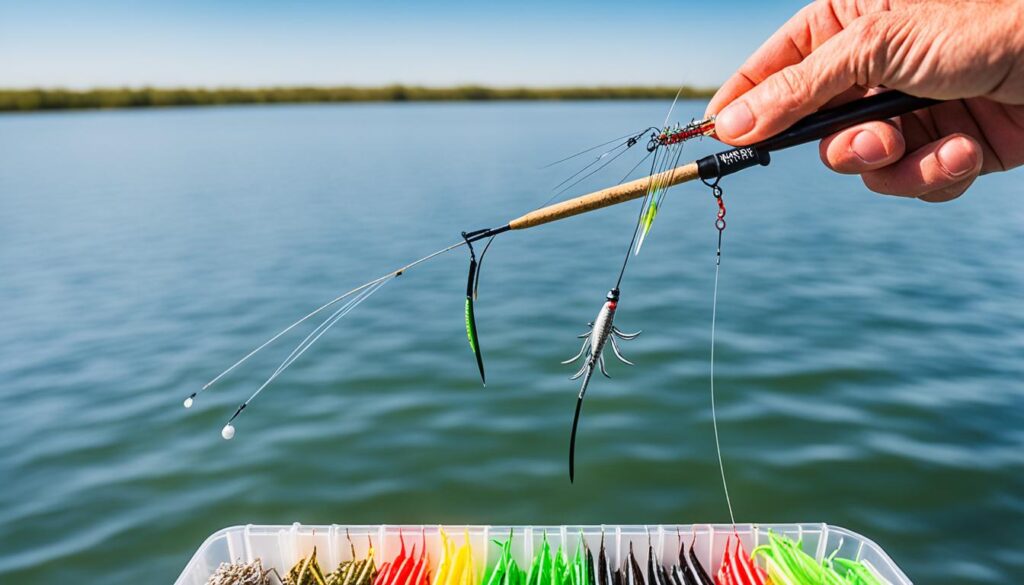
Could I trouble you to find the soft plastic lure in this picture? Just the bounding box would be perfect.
[461,231,493,386]
[751,532,886,585]
[375,534,430,585]
[569,534,594,585]
[562,287,640,482]
[525,533,572,585]
[207,558,279,585]
[596,534,614,585]
[618,542,645,585]
[327,535,377,585]
[668,534,713,585]
[647,541,670,585]
[433,530,476,585]
[715,536,766,585]
[286,546,331,585]
[485,535,526,585]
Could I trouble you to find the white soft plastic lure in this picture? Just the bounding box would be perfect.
[561,287,640,482]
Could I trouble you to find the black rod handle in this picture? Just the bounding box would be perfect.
[698,90,941,182]
[755,90,940,152]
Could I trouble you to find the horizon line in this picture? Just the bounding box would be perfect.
[0,84,718,113]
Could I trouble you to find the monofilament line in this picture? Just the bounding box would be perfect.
[187,241,466,408]
[710,245,736,526]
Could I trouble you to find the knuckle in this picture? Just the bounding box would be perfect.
[775,66,813,103]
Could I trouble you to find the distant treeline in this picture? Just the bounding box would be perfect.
[0,85,715,112]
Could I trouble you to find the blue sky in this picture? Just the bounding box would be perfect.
[0,0,807,88]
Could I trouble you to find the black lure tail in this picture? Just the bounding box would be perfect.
[597,534,613,585]
[687,545,714,585]
[647,543,668,585]
[622,542,645,585]
[568,364,594,483]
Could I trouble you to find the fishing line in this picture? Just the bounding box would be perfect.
[662,84,686,128]
[541,128,655,169]
[538,127,658,210]
[221,277,391,439]
[614,146,663,289]
[706,177,736,526]
[545,143,640,206]
[187,241,466,409]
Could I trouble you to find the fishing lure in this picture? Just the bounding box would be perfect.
[667,532,713,585]
[596,534,614,585]
[206,558,279,585]
[751,532,886,585]
[618,542,645,585]
[186,91,934,440]
[375,533,430,585]
[562,287,640,481]
[327,534,378,585]
[569,534,594,585]
[525,532,573,585]
[485,534,526,585]
[715,536,766,585]
[633,117,717,255]
[432,530,475,585]
[286,547,330,585]
[462,231,493,386]
[646,541,670,585]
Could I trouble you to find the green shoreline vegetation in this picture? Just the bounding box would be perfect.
[0,85,715,113]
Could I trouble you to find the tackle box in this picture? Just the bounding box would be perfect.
[174,523,912,585]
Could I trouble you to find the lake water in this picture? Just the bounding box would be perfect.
[0,102,1021,584]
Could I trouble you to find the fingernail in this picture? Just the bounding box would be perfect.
[851,130,887,164]
[936,137,977,177]
[716,101,754,138]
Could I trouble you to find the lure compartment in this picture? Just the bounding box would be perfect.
[174,523,911,585]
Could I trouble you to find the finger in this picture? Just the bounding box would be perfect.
[706,0,878,116]
[713,12,902,144]
[861,134,983,201]
[819,121,906,174]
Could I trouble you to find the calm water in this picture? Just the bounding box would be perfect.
[0,102,1022,584]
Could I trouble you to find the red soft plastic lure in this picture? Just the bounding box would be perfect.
[375,534,430,585]
[715,536,767,585]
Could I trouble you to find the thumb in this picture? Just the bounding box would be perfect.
[713,12,898,145]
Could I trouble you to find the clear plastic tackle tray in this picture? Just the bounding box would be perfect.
[174,523,911,585]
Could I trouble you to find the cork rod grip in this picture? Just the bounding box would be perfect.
[508,162,700,230]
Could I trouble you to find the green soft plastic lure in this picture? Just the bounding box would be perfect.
[486,534,526,585]
[462,233,493,386]
[751,532,886,585]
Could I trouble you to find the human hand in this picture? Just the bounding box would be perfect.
[706,0,1024,202]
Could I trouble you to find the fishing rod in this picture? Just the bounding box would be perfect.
[476,90,940,238]
[187,90,940,440]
